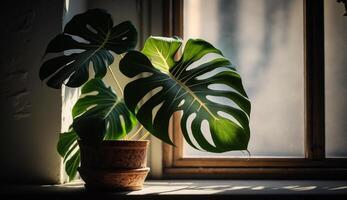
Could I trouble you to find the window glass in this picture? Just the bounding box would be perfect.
[324,0,347,157]
[183,0,304,157]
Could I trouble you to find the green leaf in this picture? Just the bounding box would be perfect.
[120,37,250,152]
[65,150,80,181]
[72,78,137,140]
[57,129,80,180]
[57,78,137,181]
[39,9,138,89]
[142,36,182,73]
[57,129,79,157]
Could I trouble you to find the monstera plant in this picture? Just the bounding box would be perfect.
[120,37,250,153]
[40,9,138,180]
[57,79,137,179]
[39,8,250,188]
[40,9,137,88]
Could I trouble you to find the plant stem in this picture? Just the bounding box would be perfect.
[128,125,144,140]
[106,65,127,139]
[107,66,124,96]
[139,131,150,141]
[108,53,145,141]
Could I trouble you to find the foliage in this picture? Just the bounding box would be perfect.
[120,37,250,152]
[39,9,137,89]
[57,78,137,180]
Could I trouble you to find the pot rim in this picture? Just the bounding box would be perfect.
[78,139,150,147]
[78,167,150,173]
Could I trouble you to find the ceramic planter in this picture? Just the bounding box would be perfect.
[78,140,150,191]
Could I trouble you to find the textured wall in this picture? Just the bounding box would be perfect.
[0,0,64,184]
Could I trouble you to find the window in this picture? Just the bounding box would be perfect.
[325,0,347,158]
[162,0,347,178]
[183,0,304,158]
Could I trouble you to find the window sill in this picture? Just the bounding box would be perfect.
[1,180,347,199]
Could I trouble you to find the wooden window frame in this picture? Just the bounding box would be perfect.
[162,0,347,179]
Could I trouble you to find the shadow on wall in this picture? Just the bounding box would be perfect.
[0,0,64,184]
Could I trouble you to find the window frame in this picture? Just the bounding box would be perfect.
[162,0,347,179]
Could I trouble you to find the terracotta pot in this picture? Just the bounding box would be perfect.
[78,140,150,191]
[79,167,150,191]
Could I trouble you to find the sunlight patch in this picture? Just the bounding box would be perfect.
[119,115,126,133]
[64,141,78,161]
[74,104,97,118]
[186,53,224,71]
[217,111,242,128]
[68,34,91,44]
[86,24,98,34]
[195,67,231,80]
[208,83,239,94]
[178,99,185,107]
[83,91,98,97]
[152,101,164,124]
[136,72,153,80]
[201,119,216,147]
[136,86,163,113]
[206,95,241,110]
[64,49,86,55]
[186,112,202,150]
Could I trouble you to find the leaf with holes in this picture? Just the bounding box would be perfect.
[57,128,80,180]
[120,36,250,152]
[57,78,137,180]
[39,9,137,89]
[72,78,137,140]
